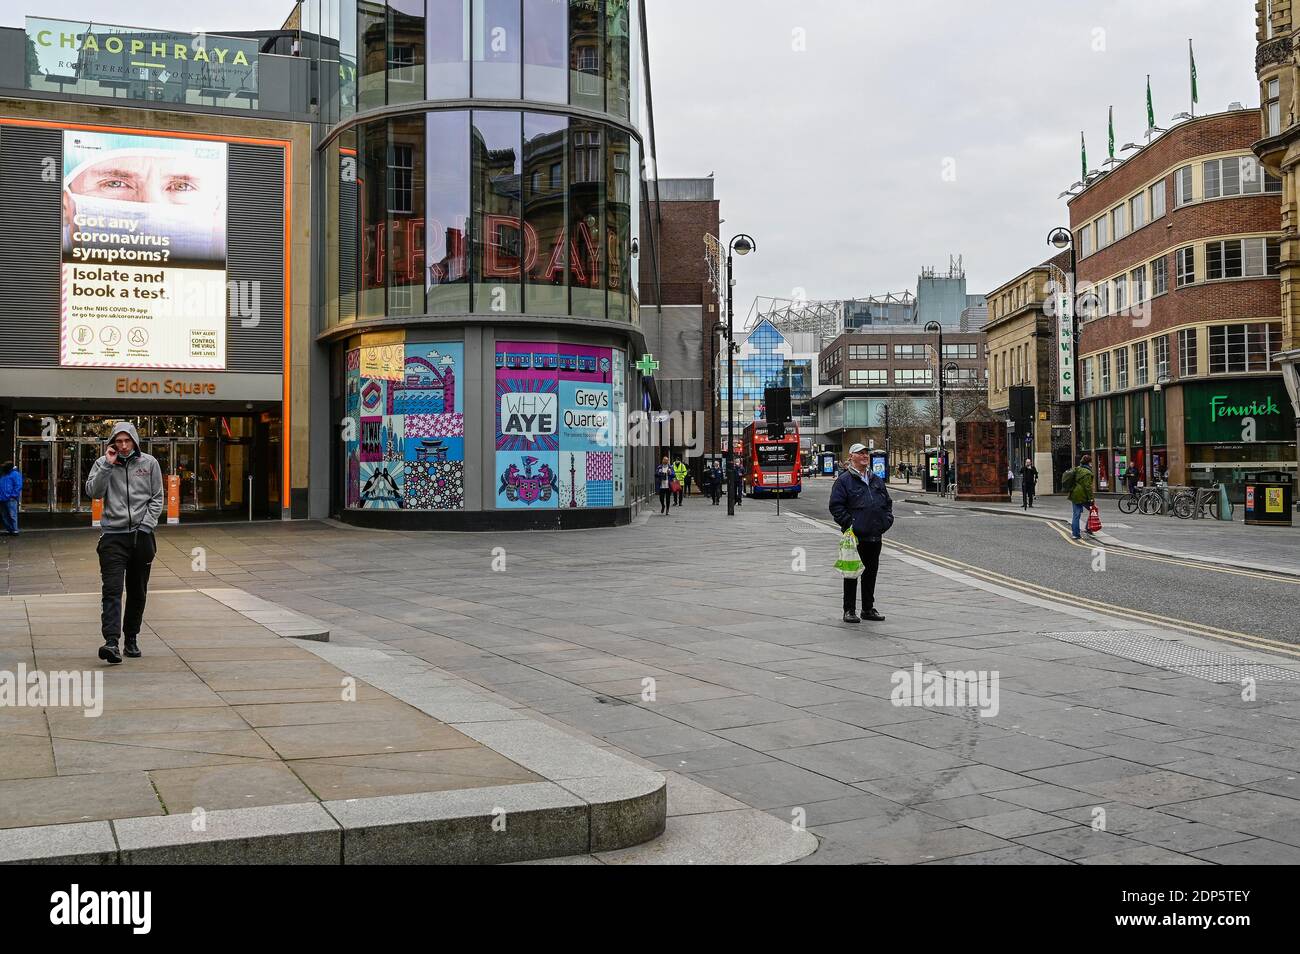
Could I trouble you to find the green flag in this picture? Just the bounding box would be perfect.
[1146,75,1155,129]
[1081,131,1087,180]
[1190,39,1198,108]
[1108,106,1115,160]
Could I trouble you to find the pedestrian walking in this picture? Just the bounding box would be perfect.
[1019,458,1038,509]
[655,455,674,514]
[84,422,164,665]
[1006,467,1015,501]
[829,443,893,624]
[0,461,22,536]
[1062,454,1096,540]
[672,456,687,506]
[731,460,744,506]
[707,460,723,505]
[1125,466,1139,496]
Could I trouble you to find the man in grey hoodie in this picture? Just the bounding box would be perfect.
[84,422,164,664]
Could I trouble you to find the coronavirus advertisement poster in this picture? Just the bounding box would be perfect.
[61,129,227,369]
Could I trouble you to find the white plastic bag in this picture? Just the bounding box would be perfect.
[835,529,864,579]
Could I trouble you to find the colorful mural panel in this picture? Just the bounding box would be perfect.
[345,342,465,510]
[494,341,623,509]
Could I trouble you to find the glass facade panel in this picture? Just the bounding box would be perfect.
[569,117,605,318]
[474,0,522,98]
[359,120,388,319]
[606,127,631,322]
[358,3,387,111]
[569,0,603,110]
[471,110,522,313]
[523,112,568,314]
[628,137,640,325]
[427,0,470,97]
[605,0,630,118]
[388,115,426,316]
[524,0,569,102]
[387,0,427,105]
[426,110,472,312]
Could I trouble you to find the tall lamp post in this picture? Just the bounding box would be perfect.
[1047,227,1081,465]
[725,233,756,516]
[924,320,945,483]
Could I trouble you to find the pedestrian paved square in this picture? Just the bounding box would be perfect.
[0,591,541,830]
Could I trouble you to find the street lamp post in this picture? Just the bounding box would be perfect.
[725,234,756,516]
[924,320,945,486]
[1047,227,1081,466]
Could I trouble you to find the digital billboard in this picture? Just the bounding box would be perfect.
[60,129,228,369]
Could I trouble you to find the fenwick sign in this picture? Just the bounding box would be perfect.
[1209,393,1280,426]
[1183,380,1293,443]
[1054,284,1075,403]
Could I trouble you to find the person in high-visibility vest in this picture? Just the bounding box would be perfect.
[672,457,688,506]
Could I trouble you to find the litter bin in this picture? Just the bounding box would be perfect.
[1244,473,1294,527]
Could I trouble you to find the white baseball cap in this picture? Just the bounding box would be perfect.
[848,443,868,454]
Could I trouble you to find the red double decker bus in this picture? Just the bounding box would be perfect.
[742,421,801,498]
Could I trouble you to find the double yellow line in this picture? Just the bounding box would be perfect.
[882,535,1300,661]
[1042,518,1300,585]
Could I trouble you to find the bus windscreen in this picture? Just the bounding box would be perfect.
[757,444,797,468]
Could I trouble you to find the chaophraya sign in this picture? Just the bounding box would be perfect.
[61,128,228,370]
[26,17,257,101]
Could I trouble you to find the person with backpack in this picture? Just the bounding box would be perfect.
[1062,454,1096,540]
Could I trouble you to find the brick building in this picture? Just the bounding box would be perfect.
[815,327,987,469]
[1069,109,1296,498]
[638,177,722,458]
[984,251,1073,492]
[1253,0,1300,472]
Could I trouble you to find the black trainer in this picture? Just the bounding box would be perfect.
[842,610,861,624]
[98,641,122,665]
[124,635,141,658]
[863,608,886,622]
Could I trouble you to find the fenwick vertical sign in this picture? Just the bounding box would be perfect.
[1056,282,1075,403]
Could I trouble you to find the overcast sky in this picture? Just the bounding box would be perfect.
[3,0,1262,320]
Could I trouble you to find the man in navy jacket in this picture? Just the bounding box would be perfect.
[829,443,894,624]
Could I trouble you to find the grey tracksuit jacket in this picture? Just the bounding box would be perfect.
[83,421,164,534]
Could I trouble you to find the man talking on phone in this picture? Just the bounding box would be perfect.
[84,422,164,665]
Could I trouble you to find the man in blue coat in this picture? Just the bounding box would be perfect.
[0,461,21,535]
[829,443,894,624]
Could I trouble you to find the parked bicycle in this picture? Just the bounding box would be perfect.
[1172,483,1232,520]
[1117,483,1173,516]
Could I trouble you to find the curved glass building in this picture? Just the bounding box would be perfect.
[305,0,658,528]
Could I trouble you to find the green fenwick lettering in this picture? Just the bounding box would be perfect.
[1209,394,1280,424]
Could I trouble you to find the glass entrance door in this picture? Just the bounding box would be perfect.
[52,442,78,512]
[174,440,198,511]
[147,440,201,511]
[17,443,52,512]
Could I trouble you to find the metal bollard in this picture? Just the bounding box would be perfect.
[1217,483,1232,521]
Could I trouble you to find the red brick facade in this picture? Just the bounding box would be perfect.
[1070,111,1281,360]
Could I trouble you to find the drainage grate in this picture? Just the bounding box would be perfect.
[784,514,837,534]
[1040,630,1300,683]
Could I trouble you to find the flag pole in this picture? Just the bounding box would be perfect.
[1189,39,1195,118]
